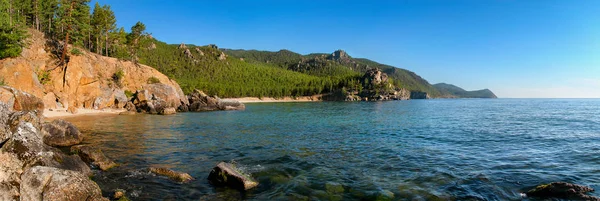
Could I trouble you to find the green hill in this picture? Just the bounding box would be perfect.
[433,83,497,98]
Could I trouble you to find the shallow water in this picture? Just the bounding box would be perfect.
[64,99,600,200]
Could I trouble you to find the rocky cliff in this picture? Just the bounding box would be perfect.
[0,29,188,112]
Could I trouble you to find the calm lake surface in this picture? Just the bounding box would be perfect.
[64,99,600,201]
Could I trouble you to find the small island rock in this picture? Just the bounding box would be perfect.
[207,162,258,190]
[526,182,600,200]
[149,167,194,182]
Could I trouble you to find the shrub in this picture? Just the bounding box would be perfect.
[70,48,84,56]
[124,90,134,98]
[0,77,5,86]
[147,76,160,84]
[37,70,51,84]
[112,69,125,82]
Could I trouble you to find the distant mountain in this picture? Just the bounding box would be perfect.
[433,83,497,98]
[223,49,442,97]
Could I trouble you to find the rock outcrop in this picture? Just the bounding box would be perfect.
[526,182,599,200]
[187,89,245,112]
[149,167,194,183]
[208,162,259,190]
[71,145,118,171]
[20,166,108,201]
[0,29,187,113]
[0,89,107,200]
[0,86,44,116]
[41,119,83,146]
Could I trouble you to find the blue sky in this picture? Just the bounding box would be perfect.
[92,0,600,98]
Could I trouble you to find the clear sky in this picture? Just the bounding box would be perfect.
[92,0,600,98]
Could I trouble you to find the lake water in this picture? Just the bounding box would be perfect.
[64,99,600,201]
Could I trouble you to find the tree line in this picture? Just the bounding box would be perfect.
[0,0,146,62]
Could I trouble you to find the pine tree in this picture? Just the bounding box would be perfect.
[0,0,27,59]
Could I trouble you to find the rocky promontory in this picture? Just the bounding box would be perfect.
[0,29,243,117]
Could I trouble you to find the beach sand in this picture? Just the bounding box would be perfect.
[43,108,126,119]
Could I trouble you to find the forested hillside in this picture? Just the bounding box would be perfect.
[0,0,495,98]
[433,83,497,98]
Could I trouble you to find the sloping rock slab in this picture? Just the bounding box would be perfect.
[71,145,118,171]
[20,166,108,201]
[149,167,194,183]
[526,182,600,200]
[207,162,258,190]
[0,86,44,117]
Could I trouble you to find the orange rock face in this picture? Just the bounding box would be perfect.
[0,29,187,111]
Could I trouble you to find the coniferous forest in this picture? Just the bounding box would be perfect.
[1,0,494,98]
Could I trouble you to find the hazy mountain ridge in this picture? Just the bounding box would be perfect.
[433,83,498,98]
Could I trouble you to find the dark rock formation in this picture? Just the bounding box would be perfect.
[187,89,245,112]
[208,162,258,190]
[410,91,430,99]
[20,166,108,201]
[71,145,118,171]
[526,182,599,200]
[362,68,388,89]
[149,167,194,183]
[41,119,83,147]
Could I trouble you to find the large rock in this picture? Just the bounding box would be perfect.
[362,68,388,88]
[20,166,108,201]
[41,119,83,147]
[71,145,118,171]
[207,162,258,190]
[0,86,44,117]
[0,152,23,201]
[1,121,91,176]
[0,103,12,144]
[142,83,187,108]
[149,167,194,183]
[526,182,600,200]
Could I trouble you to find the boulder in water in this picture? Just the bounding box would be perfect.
[207,162,258,190]
[149,167,194,183]
[71,145,118,171]
[526,182,600,200]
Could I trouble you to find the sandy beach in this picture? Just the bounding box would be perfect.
[43,108,126,119]
[223,95,323,103]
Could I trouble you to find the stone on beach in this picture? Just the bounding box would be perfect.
[207,162,258,190]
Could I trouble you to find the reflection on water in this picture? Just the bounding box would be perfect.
[63,99,600,200]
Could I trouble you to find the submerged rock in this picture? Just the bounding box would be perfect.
[207,162,258,190]
[41,119,83,147]
[71,145,118,171]
[20,166,108,201]
[149,167,194,183]
[526,182,599,200]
